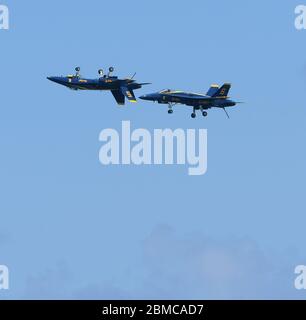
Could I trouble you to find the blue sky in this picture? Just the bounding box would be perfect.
[0,0,306,299]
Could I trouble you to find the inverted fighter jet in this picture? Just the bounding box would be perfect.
[47,67,150,105]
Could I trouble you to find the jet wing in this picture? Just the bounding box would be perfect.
[111,90,125,105]
[120,86,137,103]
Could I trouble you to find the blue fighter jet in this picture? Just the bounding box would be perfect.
[47,67,150,105]
[140,83,242,118]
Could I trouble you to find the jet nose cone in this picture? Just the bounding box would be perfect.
[139,95,147,100]
[47,76,62,84]
[47,76,56,82]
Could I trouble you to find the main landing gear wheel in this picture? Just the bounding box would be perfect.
[75,67,81,78]
[168,109,173,114]
[202,111,208,117]
[191,113,196,118]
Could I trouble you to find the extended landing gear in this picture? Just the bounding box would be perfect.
[191,108,208,118]
[200,106,208,117]
[75,66,81,78]
[167,103,175,114]
[191,107,196,118]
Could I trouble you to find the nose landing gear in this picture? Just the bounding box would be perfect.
[191,107,197,118]
[167,103,175,114]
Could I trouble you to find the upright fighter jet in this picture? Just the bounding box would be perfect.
[140,83,242,118]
